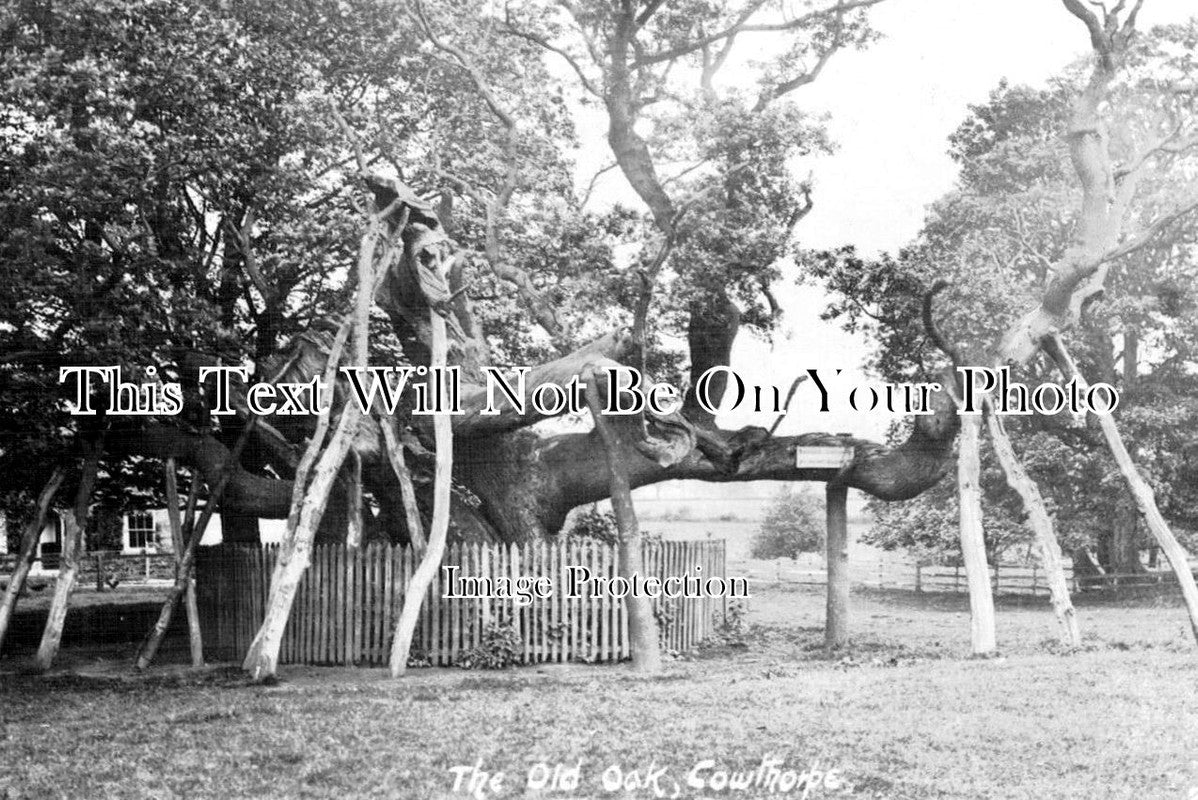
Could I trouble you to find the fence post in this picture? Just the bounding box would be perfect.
[915,563,922,593]
[993,563,1000,595]
[721,540,728,626]
[1031,563,1038,595]
[95,553,104,592]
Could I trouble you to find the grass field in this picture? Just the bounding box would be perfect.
[1,584,1196,800]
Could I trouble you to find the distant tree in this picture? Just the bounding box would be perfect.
[751,489,824,560]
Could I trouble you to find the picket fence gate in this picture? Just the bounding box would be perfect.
[194,539,727,667]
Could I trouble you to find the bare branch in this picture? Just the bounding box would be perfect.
[1061,0,1110,58]
[633,0,886,68]
[581,161,619,207]
[1097,194,1198,266]
[408,0,516,130]
[502,12,603,98]
[378,412,426,550]
[767,375,808,437]
[754,14,846,110]
[329,104,370,175]
[922,280,963,372]
[224,209,275,303]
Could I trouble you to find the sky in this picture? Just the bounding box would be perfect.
[577,0,1197,440]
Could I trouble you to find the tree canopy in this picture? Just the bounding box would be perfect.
[809,22,1198,568]
[2,0,963,548]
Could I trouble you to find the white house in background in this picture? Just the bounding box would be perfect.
[20,509,287,567]
[116,510,287,553]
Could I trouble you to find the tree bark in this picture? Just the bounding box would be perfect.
[390,312,454,677]
[450,330,635,437]
[958,414,997,655]
[583,366,662,672]
[985,403,1081,647]
[33,440,102,672]
[997,4,1164,366]
[458,383,958,542]
[164,458,203,666]
[824,483,849,650]
[0,469,65,656]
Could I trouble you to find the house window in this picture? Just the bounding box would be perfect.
[127,513,155,551]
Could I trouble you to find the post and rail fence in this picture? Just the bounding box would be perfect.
[734,556,1198,595]
[4,547,1188,602]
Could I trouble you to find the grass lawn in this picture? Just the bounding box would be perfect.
[1,584,1195,799]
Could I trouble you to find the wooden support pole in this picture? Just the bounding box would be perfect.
[34,439,103,672]
[582,366,662,672]
[1048,335,1198,644]
[136,421,257,670]
[242,318,357,681]
[165,458,204,666]
[0,469,65,655]
[824,483,849,650]
[958,413,997,655]
[985,402,1081,646]
[244,161,402,680]
[389,312,454,677]
[378,417,426,550]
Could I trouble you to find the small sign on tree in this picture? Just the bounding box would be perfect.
[794,446,854,470]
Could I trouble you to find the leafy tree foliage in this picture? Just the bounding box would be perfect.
[0,0,591,523]
[0,0,955,547]
[750,488,823,560]
[807,23,1198,568]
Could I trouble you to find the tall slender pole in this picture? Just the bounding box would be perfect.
[34,440,103,671]
[958,414,997,655]
[0,469,66,655]
[985,401,1081,646]
[1049,335,1198,643]
[824,483,849,650]
[164,458,204,666]
[135,422,257,670]
[389,312,454,676]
